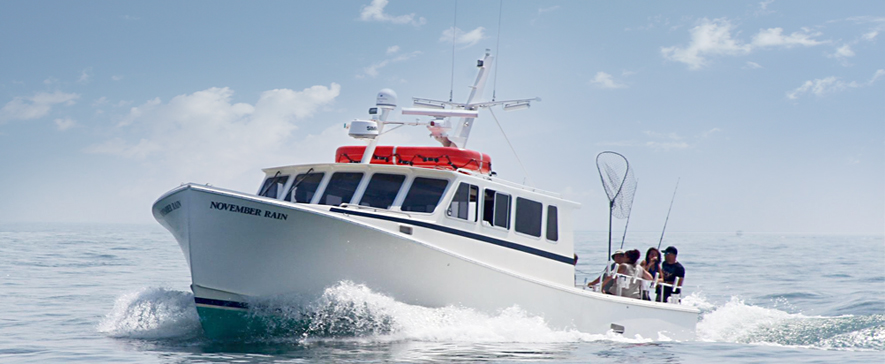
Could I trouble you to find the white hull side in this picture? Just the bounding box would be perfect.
[153,184,697,340]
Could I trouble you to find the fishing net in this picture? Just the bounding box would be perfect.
[596,151,636,219]
[596,151,637,260]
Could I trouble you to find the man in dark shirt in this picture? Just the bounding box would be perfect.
[656,246,685,303]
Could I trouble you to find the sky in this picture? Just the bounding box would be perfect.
[0,1,882,234]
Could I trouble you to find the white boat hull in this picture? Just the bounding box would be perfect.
[153,184,698,340]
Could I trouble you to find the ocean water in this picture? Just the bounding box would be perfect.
[1,223,882,363]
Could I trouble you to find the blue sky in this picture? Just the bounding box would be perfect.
[1,1,882,234]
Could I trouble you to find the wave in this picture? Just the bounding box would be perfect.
[697,296,885,351]
[244,281,638,344]
[98,287,202,340]
[99,283,884,351]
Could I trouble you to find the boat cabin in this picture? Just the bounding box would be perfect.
[254,150,579,286]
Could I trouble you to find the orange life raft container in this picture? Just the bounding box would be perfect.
[336,146,492,174]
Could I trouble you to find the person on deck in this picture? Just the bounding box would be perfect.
[656,246,685,303]
[615,249,654,299]
[588,249,626,294]
[640,247,661,300]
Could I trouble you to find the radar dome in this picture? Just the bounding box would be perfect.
[376,89,397,108]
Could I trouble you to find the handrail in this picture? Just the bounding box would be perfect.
[584,267,684,304]
[338,203,414,219]
[455,168,562,197]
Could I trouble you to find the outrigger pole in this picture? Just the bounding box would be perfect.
[347,50,539,161]
[657,178,680,250]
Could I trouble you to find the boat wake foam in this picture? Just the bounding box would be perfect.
[99,283,884,351]
[246,281,638,343]
[696,296,885,351]
[98,287,202,340]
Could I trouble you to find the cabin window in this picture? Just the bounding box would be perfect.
[319,172,363,206]
[515,198,542,237]
[494,193,511,228]
[359,173,405,209]
[483,190,495,225]
[259,174,290,199]
[447,183,478,221]
[401,177,449,213]
[547,205,559,241]
[287,172,325,203]
[483,189,511,229]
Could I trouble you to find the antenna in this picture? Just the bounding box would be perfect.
[492,0,503,101]
[449,0,458,102]
[355,51,539,150]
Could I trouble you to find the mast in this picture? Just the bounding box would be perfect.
[360,89,397,164]
[447,50,494,149]
[410,49,538,150]
[348,50,539,156]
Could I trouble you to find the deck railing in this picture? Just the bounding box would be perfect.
[578,264,683,304]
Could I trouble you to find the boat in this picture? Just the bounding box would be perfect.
[152,50,699,340]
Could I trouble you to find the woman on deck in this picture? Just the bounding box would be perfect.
[605,249,652,299]
[640,247,661,300]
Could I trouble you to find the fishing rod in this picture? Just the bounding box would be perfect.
[657,178,680,250]
[619,180,636,249]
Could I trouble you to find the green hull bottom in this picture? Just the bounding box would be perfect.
[196,306,306,340]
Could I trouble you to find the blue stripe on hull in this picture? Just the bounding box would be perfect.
[195,297,248,310]
[329,207,575,265]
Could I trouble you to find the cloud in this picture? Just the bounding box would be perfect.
[645,141,690,150]
[531,5,562,26]
[598,128,721,151]
[538,6,560,14]
[843,16,885,41]
[871,69,885,83]
[86,137,160,159]
[830,44,855,58]
[786,77,857,99]
[827,44,855,65]
[87,84,341,185]
[54,117,77,131]
[745,61,763,69]
[644,130,683,140]
[358,50,422,78]
[78,68,93,84]
[661,18,751,69]
[753,0,776,17]
[787,69,884,99]
[360,0,425,26]
[750,27,824,47]
[439,27,486,48]
[662,18,826,69]
[626,15,677,32]
[386,45,399,55]
[590,72,627,89]
[0,91,80,122]
[112,75,123,81]
[700,127,722,138]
